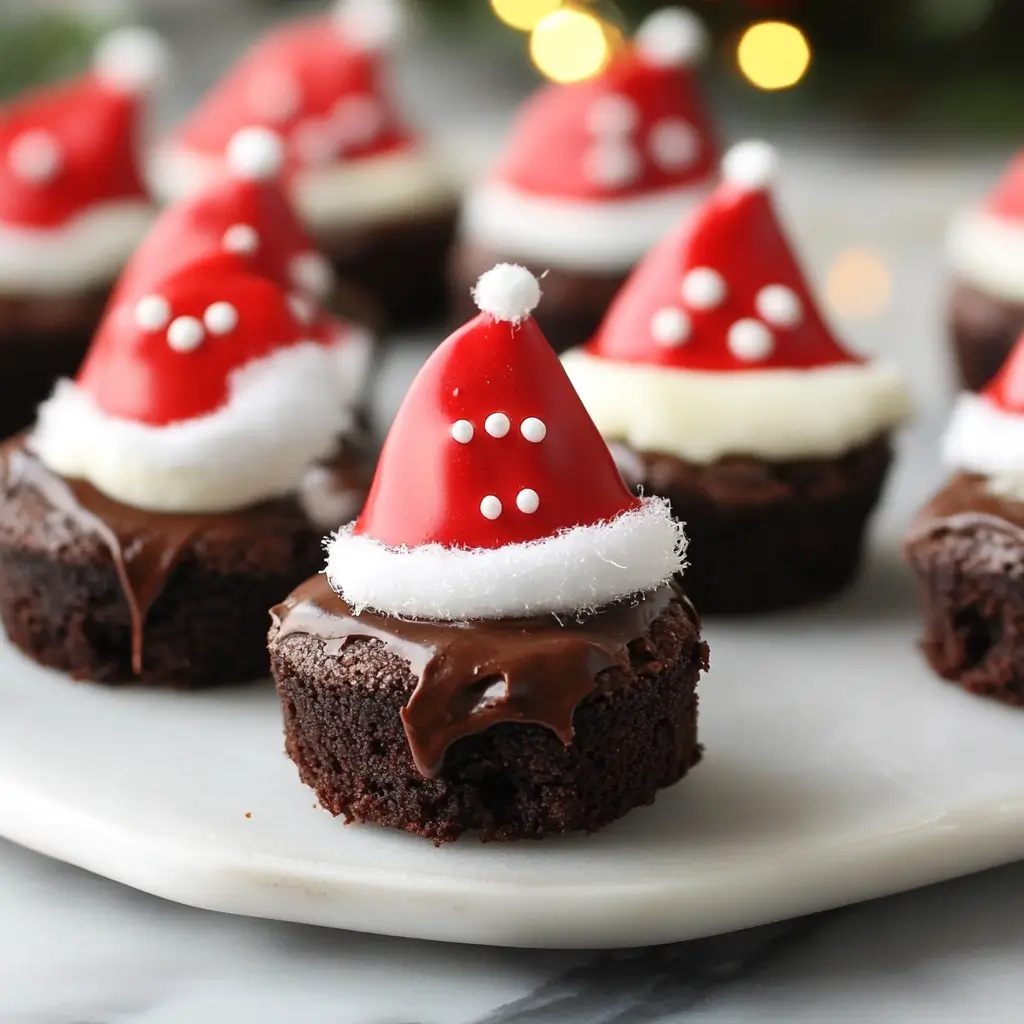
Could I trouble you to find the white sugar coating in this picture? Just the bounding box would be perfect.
[222,223,259,255]
[681,267,726,309]
[722,140,778,191]
[516,488,540,514]
[651,307,691,347]
[484,412,510,438]
[451,419,474,444]
[333,0,406,51]
[472,264,542,325]
[326,496,687,620]
[480,495,502,520]
[586,94,640,137]
[246,69,303,125]
[8,130,62,184]
[93,26,167,94]
[756,284,802,327]
[166,316,205,353]
[287,292,317,325]
[582,141,642,190]
[226,127,285,181]
[290,251,335,297]
[520,416,547,442]
[203,301,238,335]
[943,392,1024,483]
[635,7,708,68]
[134,294,171,331]
[727,318,774,362]
[649,118,699,172]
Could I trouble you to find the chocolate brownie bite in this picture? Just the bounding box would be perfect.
[563,141,911,614]
[450,7,718,354]
[269,265,707,842]
[149,1,459,331]
[947,152,1024,391]
[906,334,1024,705]
[0,28,166,439]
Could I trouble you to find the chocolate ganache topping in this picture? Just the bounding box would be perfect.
[271,574,694,778]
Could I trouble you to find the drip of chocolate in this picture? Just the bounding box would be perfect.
[272,574,688,778]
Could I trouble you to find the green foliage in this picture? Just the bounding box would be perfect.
[0,14,102,99]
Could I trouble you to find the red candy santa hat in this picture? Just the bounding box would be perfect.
[947,149,1024,304]
[325,264,685,620]
[150,0,456,230]
[563,141,911,464]
[459,7,719,273]
[944,330,1024,490]
[116,127,336,303]
[0,27,166,295]
[31,254,359,516]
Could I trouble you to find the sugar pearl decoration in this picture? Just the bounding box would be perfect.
[586,94,640,137]
[451,419,474,444]
[480,495,502,520]
[649,119,699,172]
[291,252,334,297]
[8,130,62,184]
[728,319,774,362]
[681,267,726,309]
[203,301,238,335]
[651,307,691,347]
[485,412,511,438]
[582,141,641,190]
[756,284,803,328]
[166,316,205,353]
[134,294,171,331]
[516,488,540,514]
[222,223,259,255]
[287,293,317,325]
[520,417,547,443]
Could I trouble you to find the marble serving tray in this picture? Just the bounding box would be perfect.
[0,421,1021,949]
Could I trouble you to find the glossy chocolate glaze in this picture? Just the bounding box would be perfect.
[272,574,690,778]
[907,472,1024,543]
[1,442,310,675]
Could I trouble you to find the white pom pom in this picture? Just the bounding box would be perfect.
[635,8,707,68]
[226,127,285,181]
[472,264,542,325]
[333,0,406,51]
[722,140,778,191]
[94,26,167,94]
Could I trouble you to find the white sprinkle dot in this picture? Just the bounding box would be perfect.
[203,301,238,335]
[649,118,699,172]
[582,141,642,190]
[485,412,511,438]
[681,267,726,309]
[287,293,317,325]
[480,495,502,520]
[756,284,803,328]
[222,223,259,255]
[451,419,474,444]
[8,130,62,184]
[728,319,774,362]
[586,94,640,137]
[650,307,691,347]
[291,251,334,297]
[134,294,171,331]
[516,488,540,514]
[166,316,205,353]
[520,417,547,443]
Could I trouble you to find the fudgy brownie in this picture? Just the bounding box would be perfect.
[614,437,894,614]
[0,442,327,687]
[270,576,707,844]
[949,280,1024,393]
[905,473,1024,706]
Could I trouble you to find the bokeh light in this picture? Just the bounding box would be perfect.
[530,6,616,84]
[825,248,892,320]
[737,21,811,91]
[490,0,561,33]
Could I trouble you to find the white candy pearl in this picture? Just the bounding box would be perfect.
[516,488,540,514]
[480,495,502,520]
[8,130,62,184]
[203,302,238,335]
[134,294,171,331]
[451,419,474,444]
[649,119,699,171]
[222,223,259,255]
[166,316,205,353]
[485,412,511,438]
[728,319,774,362]
[582,141,642,190]
[520,417,547,443]
[650,307,691,347]
[681,267,726,309]
[756,284,803,327]
[586,94,640,137]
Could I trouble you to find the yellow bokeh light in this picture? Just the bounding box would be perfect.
[491,0,561,33]
[825,248,892,320]
[530,7,614,84]
[737,21,811,91]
